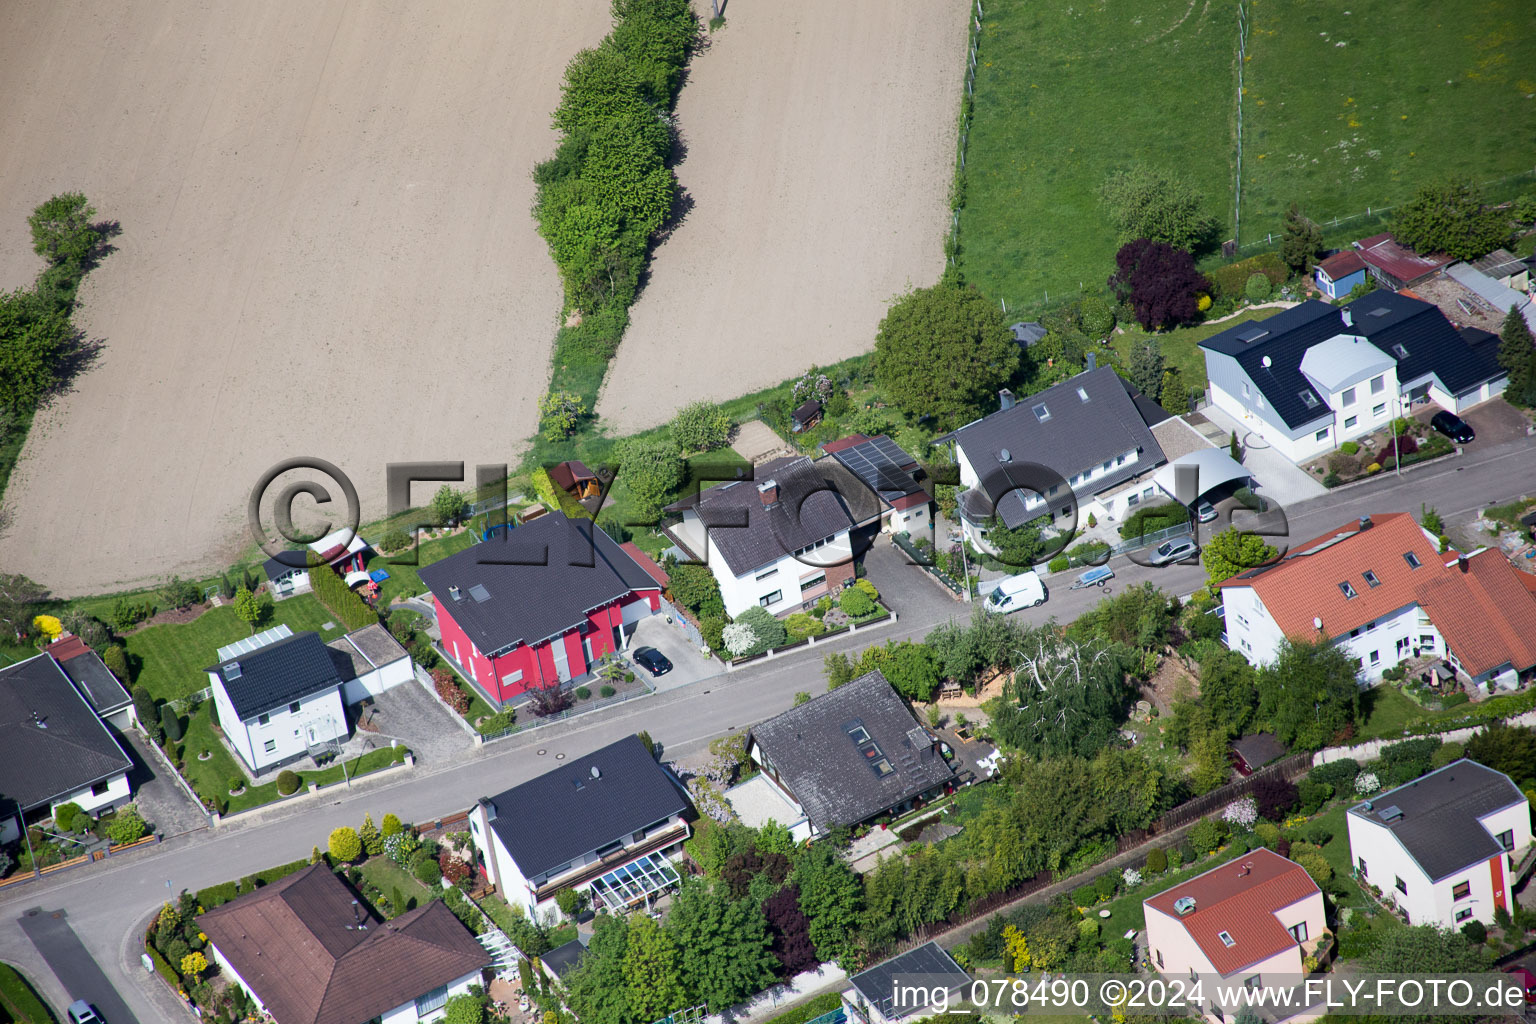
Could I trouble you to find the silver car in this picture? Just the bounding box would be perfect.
[1148,537,1199,566]
[68,1001,103,1024]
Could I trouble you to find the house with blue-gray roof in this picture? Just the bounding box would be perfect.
[1198,291,1506,463]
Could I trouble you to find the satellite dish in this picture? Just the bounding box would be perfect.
[999,448,1012,463]
[1262,355,1273,368]
[591,765,601,780]
[1313,616,1323,630]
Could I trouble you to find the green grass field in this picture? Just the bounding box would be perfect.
[961,0,1536,309]
[125,594,338,701]
[1109,307,1283,387]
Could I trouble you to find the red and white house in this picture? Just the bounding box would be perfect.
[420,512,666,705]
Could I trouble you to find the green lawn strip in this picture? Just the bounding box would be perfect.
[1241,0,1536,236]
[1354,684,1422,741]
[479,893,528,937]
[960,0,1236,308]
[225,746,407,815]
[760,992,842,1024]
[1108,307,1284,390]
[1098,842,1251,938]
[177,704,246,810]
[358,856,434,917]
[375,529,477,607]
[0,963,58,1024]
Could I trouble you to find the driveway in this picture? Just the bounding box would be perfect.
[1198,403,1327,505]
[18,906,141,1024]
[121,730,210,839]
[626,615,722,692]
[365,675,474,764]
[862,535,968,627]
[1454,396,1532,448]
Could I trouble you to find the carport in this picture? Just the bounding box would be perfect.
[1152,448,1252,505]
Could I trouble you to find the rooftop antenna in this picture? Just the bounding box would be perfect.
[31,710,46,730]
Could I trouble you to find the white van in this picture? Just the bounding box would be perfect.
[983,571,1045,613]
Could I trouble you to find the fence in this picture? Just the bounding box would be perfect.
[946,0,985,264]
[1153,751,1313,832]
[1233,0,1249,245]
[1109,521,1194,558]
[659,596,706,649]
[168,686,214,713]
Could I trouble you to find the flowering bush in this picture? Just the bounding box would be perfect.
[1354,771,1380,794]
[792,370,833,403]
[722,621,758,657]
[1122,867,1143,888]
[32,614,63,640]
[1221,795,1259,829]
[384,830,420,866]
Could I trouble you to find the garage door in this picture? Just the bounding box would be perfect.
[620,598,651,625]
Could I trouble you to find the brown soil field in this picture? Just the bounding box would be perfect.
[596,0,968,433]
[0,0,611,596]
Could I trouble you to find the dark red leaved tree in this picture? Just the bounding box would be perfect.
[1109,239,1209,330]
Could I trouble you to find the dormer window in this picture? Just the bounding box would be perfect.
[1339,581,1358,599]
[1392,343,1408,358]
[1363,570,1380,588]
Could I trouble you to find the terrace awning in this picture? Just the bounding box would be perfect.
[588,853,680,910]
[1152,448,1252,502]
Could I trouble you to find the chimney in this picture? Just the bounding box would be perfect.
[1087,351,1097,372]
[1341,308,1353,328]
[1458,554,1468,574]
[1358,515,1372,531]
[449,585,463,601]
[757,480,779,507]
[998,388,1016,412]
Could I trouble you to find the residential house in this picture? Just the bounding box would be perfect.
[1345,759,1531,929]
[734,671,955,840]
[468,735,692,922]
[843,942,971,1024]
[1354,232,1453,291]
[419,512,665,704]
[550,461,601,501]
[822,434,934,540]
[1199,291,1506,463]
[198,863,490,1024]
[943,364,1169,551]
[47,635,134,731]
[1218,512,1536,690]
[0,652,134,843]
[1313,250,1369,300]
[1145,848,1325,1020]
[664,455,878,618]
[206,626,351,774]
[1472,249,1531,293]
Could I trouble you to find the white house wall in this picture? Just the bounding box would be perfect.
[378,968,482,1024]
[208,942,270,1017]
[698,510,853,618]
[209,673,347,773]
[340,657,414,705]
[50,772,131,819]
[1223,590,1431,685]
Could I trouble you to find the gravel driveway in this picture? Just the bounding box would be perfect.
[364,674,474,764]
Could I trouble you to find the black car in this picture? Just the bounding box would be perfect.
[1430,410,1475,444]
[631,646,673,676]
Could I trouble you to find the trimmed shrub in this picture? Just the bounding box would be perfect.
[1048,555,1070,573]
[854,578,880,601]
[105,810,147,844]
[159,704,184,742]
[1188,817,1223,854]
[1461,920,1487,944]
[600,685,616,698]
[1208,251,1288,299]
[784,612,826,639]
[1339,440,1359,455]
[1144,847,1168,875]
[277,770,300,795]
[102,644,130,682]
[1244,273,1272,302]
[838,587,876,617]
[575,686,591,700]
[1254,822,1281,848]
[381,813,403,836]
[414,857,443,885]
[53,802,83,832]
[329,827,362,863]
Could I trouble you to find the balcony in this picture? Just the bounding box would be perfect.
[533,822,688,900]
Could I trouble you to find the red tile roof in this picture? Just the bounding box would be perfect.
[47,636,92,661]
[1221,513,1536,675]
[1316,251,1367,280]
[1354,233,1453,284]
[620,542,670,588]
[820,434,872,455]
[1145,848,1319,976]
[550,460,597,492]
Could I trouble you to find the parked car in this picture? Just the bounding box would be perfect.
[1195,499,1218,523]
[1148,537,1199,566]
[1430,410,1475,443]
[67,1002,103,1024]
[984,571,1046,613]
[630,646,673,677]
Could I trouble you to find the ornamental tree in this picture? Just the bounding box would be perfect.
[1280,202,1323,275]
[1098,165,1219,252]
[1201,526,1278,591]
[180,951,208,980]
[614,436,684,523]
[873,283,1019,429]
[329,826,362,863]
[1497,305,1536,407]
[670,400,733,452]
[1108,239,1209,330]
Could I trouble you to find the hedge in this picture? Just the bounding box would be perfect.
[143,940,181,990]
[0,963,58,1024]
[531,466,593,521]
[1208,251,1288,299]
[308,560,378,631]
[195,858,309,910]
[195,880,241,909]
[760,992,843,1024]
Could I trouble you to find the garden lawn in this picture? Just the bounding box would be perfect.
[961,0,1237,308]
[1241,0,1536,233]
[126,594,338,700]
[225,745,408,815]
[1109,307,1283,389]
[178,703,247,810]
[1099,842,1250,938]
[374,529,477,608]
[358,856,434,917]
[0,963,56,1024]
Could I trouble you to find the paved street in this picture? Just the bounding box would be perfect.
[1,425,1531,1022]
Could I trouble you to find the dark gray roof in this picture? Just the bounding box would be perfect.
[1232,732,1287,770]
[946,366,1167,528]
[481,735,691,879]
[748,671,954,832]
[1010,321,1048,346]
[207,631,353,721]
[825,435,928,509]
[1200,292,1505,429]
[542,937,588,979]
[264,553,310,581]
[55,647,132,715]
[0,654,134,811]
[666,456,864,576]
[849,941,970,1021]
[419,512,662,656]
[793,399,823,424]
[1347,758,1525,881]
